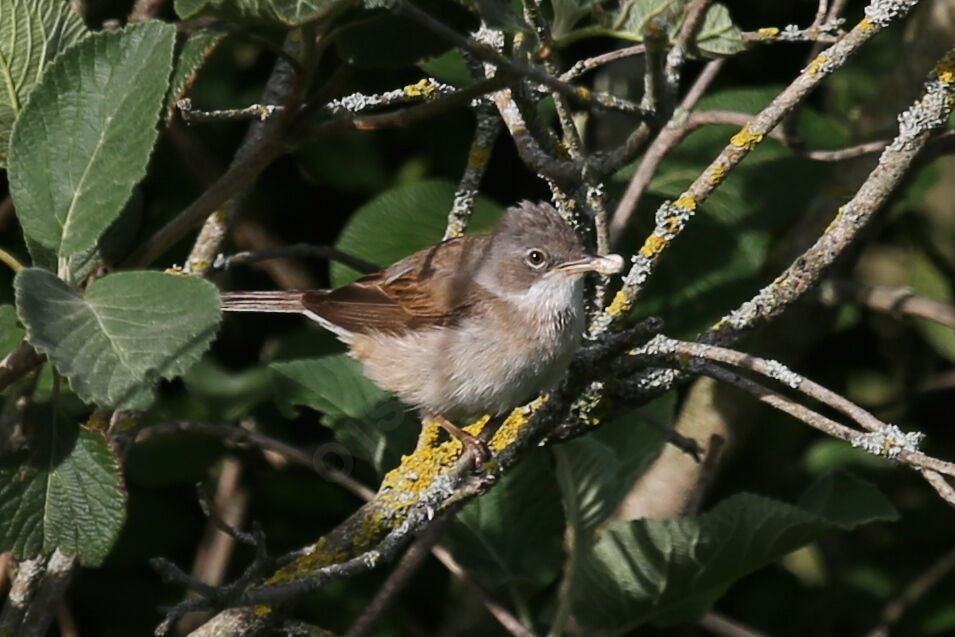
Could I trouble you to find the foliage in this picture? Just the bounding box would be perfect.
[0,1,953,636]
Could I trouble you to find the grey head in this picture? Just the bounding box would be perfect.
[476,201,615,294]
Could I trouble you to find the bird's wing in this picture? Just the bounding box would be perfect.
[301,236,490,335]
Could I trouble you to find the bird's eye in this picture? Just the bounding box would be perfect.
[525,249,547,268]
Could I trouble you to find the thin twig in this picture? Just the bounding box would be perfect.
[215,243,380,275]
[699,611,769,637]
[819,279,955,327]
[595,10,933,337]
[610,59,723,244]
[684,434,725,515]
[864,544,955,637]
[344,516,454,637]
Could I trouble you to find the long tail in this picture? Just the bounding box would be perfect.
[220,290,308,313]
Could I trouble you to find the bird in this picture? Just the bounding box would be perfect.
[221,201,623,463]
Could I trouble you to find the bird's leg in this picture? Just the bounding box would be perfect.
[430,414,490,466]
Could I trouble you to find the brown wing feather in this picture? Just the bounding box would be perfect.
[302,236,490,335]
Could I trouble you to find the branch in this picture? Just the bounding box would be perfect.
[593,3,931,337]
[0,341,43,393]
[214,244,380,275]
[444,101,501,239]
[864,544,955,637]
[819,279,955,327]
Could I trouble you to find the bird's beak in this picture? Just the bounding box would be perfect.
[555,253,625,275]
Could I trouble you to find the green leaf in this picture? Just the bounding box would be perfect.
[445,450,564,591]
[417,49,471,87]
[554,438,621,539]
[182,358,273,421]
[0,421,126,566]
[165,27,227,123]
[572,472,897,632]
[269,355,418,473]
[0,304,24,358]
[8,21,175,257]
[694,3,745,57]
[175,0,351,27]
[908,250,955,364]
[0,0,88,168]
[14,269,222,410]
[330,179,504,286]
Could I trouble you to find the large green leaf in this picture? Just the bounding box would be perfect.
[330,179,504,286]
[175,0,351,27]
[572,472,898,633]
[593,0,744,55]
[0,0,88,167]
[8,21,175,258]
[444,450,565,591]
[0,421,126,566]
[269,355,418,473]
[14,269,221,409]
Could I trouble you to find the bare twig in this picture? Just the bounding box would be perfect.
[864,544,955,637]
[444,102,501,239]
[610,59,724,244]
[561,44,645,81]
[819,279,955,327]
[0,342,43,393]
[684,434,725,515]
[343,516,454,637]
[699,611,769,637]
[215,243,380,275]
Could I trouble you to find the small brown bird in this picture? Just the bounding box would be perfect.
[221,201,623,461]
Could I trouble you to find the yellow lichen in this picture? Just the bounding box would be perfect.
[266,537,350,585]
[757,27,779,40]
[86,410,110,433]
[639,234,668,257]
[677,351,692,368]
[253,605,272,618]
[857,16,875,30]
[404,79,437,97]
[709,163,727,185]
[730,124,764,150]
[936,51,955,83]
[575,86,592,100]
[163,265,187,275]
[606,290,631,317]
[663,215,680,234]
[807,55,828,75]
[673,194,696,211]
[490,396,547,452]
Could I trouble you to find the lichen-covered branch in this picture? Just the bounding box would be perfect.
[594,0,927,336]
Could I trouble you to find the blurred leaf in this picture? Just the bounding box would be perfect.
[125,431,225,487]
[8,21,175,258]
[554,438,620,539]
[269,355,417,473]
[445,450,564,591]
[175,0,351,27]
[0,422,126,566]
[182,358,273,420]
[908,250,955,363]
[460,0,525,30]
[551,0,601,38]
[803,439,890,474]
[0,304,24,358]
[298,132,390,193]
[923,604,955,634]
[165,28,227,122]
[798,471,899,528]
[0,0,88,168]
[417,49,471,86]
[572,472,897,632]
[331,179,504,285]
[336,2,472,68]
[14,269,221,410]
